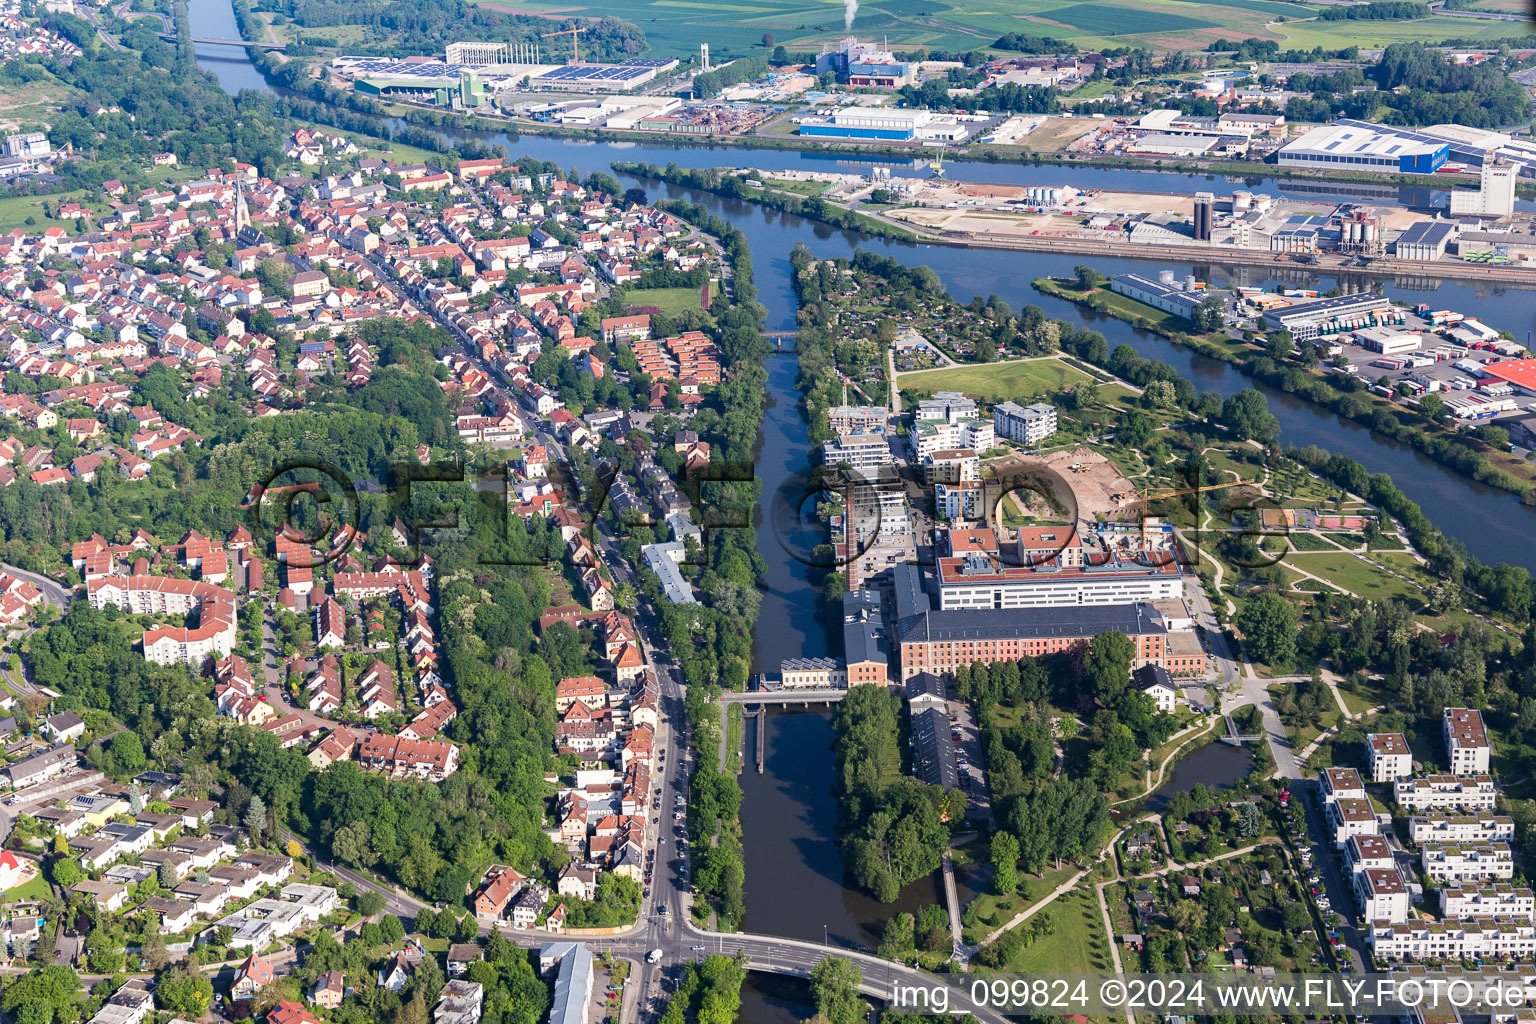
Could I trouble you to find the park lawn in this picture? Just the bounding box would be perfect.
[1282,552,1424,604]
[964,863,1084,946]
[897,358,1093,403]
[762,177,828,196]
[1337,676,1394,718]
[1003,887,1111,974]
[623,284,710,316]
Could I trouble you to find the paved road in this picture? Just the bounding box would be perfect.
[326,244,1022,1024]
[2,563,72,610]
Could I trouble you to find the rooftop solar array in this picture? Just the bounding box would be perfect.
[535,64,654,82]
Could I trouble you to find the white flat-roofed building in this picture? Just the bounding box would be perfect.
[799,106,969,143]
[1422,841,1514,882]
[909,418,993,460]
[823,432,892,473]
[214,883,339,949]
[1355,866,1410,923]
[1346,834,1395,876]
[1367,732,1413,782]
[1440,882,1536,922]
[1445,707,1492,774]
[936,551,1183,610]
[1369,917,1536,961]
[1321,766,1367,804]
[1327,796,1381,848]
[1395,773,1497,811]
[779,657,847,689]
[1410,812,1515,845]
[1277,121,1448,175]
[994,401,1057,445]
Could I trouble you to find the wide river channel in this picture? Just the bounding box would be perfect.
[188,10,1532,1019]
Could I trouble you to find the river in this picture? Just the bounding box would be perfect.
[187,14,1535,1019]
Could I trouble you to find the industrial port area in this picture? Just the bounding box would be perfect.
[741,161,1536,281]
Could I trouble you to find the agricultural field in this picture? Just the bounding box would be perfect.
[898,356,1095,404]
[476,0,1530,59]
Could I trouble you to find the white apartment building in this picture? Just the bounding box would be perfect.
[1370,917,1536,961]
[1409,812,1515,845]
[1445,707,1492,775]
[1355,866,1411,923]
[1440,882,1536,922]
[910,417,994,460]
[1367,732,1413,783]
[1395,774,1497,812]
[994,401,1058,445]
[923,448,979,485]
[1422,841,1514,882]
[913,391,977,422]
[1327,796,1381,848]
[1346,834,1396,876]
[1321,767,1367,804]
[822,433,892,473]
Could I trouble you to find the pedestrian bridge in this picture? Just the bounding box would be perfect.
[718,688,846,705]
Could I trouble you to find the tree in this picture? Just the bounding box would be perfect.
[761,31,775,46]
[1,965,81,1024]
[1084,631,1135,705]
[1419,392,1446,422]
[990,831,1019,896]
[1221,388,1280,443]
[1236,593,1299,668]
[140,929,170,972]
[50,858,82,889]
[244,793,267,844]
[107,732,146,777]
[809,957,864,1024]
[157,968,214,1017]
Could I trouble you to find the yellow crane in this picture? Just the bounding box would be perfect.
[540,25,586,64]
[928,144,946,178]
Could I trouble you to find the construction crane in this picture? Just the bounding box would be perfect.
[540,25,586,64]
[928,144,946,178]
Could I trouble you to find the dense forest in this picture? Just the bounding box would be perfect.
[1284,42,1530,128]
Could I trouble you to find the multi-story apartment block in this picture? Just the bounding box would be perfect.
[1327,796,1381,848]
[1355,866,1410,923]
[1421,841,1514,882]
[1395,774,1497,812]
[1367,732,1413,783]
[1439,882,1536,922]
[1409,812,1515,845]
[1320,767,1367,805]
[822,433,892,474]
[994,401,1058,445]
[1445,707,1492,775]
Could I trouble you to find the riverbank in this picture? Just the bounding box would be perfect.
[1034,275,1536,503]
[903,227,1536,287]
[365,94,1518,194]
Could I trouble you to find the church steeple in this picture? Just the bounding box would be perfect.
[235,176,250,232]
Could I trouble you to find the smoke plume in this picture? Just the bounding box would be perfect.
[844,0,856,30]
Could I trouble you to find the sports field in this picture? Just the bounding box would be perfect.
[475,0,1533,59]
